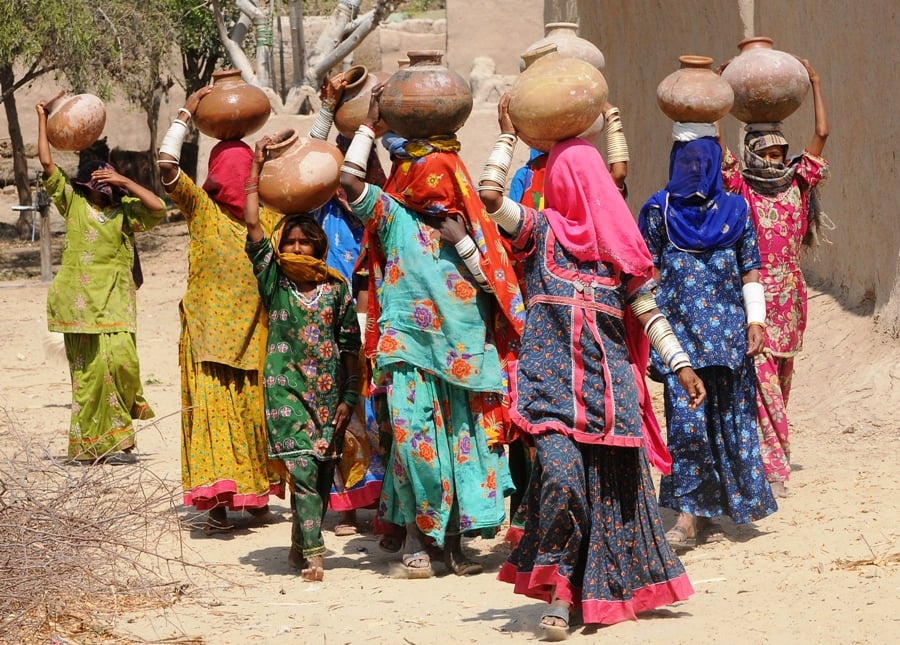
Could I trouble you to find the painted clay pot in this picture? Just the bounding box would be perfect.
[721,37,810,123]
[521,22,605,71]
[509,45,608,153]
[258,129,343,214]
[656,55,734,123]
[193,69,271,141]
[45,93,106,152]
[333,65,391,138]
[378,50,473,139]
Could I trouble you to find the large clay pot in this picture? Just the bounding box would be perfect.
[509,45,608,153]
[193,69,271,141]
[721,37,810,123]
[45,93,106,152]
[378,50,473,139]
[521,22,605,71]
[333,65,391,139]
[656,55,734,123]
[258,130,343,214]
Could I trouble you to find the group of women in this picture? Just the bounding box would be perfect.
[42,49,828,640]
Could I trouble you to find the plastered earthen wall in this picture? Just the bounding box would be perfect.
[574,0,900,333]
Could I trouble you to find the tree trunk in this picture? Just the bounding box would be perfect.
[1,65,34,237]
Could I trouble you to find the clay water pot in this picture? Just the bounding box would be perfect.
[333,65,391,139]
[193,69,271,141]
[509,45,608,153]
[378,50,473,139]
[721,37,810,123]
[258,130,343,214]
[656,55,734,123]
[521,22,605,71]
[45,93,106,152]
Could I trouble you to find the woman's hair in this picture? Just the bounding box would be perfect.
[73,159,122,206]
[280,214,328,260]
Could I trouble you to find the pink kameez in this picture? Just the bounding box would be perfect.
[722,147,829,482]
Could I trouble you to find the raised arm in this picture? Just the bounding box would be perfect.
[476,93,523,236]
[339,84,383,203]
[35,101,56,177]
[603,102,629,195]
[798,58,828,156]
[157,86,213,190]
[244,135,274,243]
[90,166,165,212]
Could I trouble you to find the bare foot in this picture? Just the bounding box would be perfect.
[770,481,789,498]
[334,510,359,536]
[301,555,324,581]
[288,545,305,570]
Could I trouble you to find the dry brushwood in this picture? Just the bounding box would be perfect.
[0,411,192,644]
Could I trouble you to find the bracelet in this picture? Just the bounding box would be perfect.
[645,315,691,372]
[343,125,375,170]
[178,108,192,120]
[748,321,766,330]
[742,281,766,325]
[486,196,522,234]
[340,164,367,179]
[159,118,189,162]
[160,167,181,187]
[309,106,335,141]
[629,291,658,317]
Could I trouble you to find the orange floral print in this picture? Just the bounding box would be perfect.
[453,280,476,301]
[450,358,472,381]
[416,514,437,533]
[418,441,435,463]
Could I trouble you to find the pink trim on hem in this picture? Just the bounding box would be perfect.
[329,480,382,512]
[184,480,284,511]
[498,562,694,626]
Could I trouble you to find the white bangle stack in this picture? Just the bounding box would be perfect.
[478,133,516,193]
[455,235,493,293]
[341,124,375,179]
[486,196,523,235]
[629,290,658,317]
[605,107,630,164]
[742,281,767,327]
[644,313,692,373]
[309,105,335,141]
[158,115,190,162]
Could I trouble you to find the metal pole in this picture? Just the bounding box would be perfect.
[39,205,51,282]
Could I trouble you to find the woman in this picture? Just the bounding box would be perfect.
[157,87,282,532]
[719,58,830,497]
[338,88,524,578]
[37,101,165,465]
[639,124,778,548]
[480,95,705,640]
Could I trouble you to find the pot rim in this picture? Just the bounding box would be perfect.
[737,36,775,50]
[265,129,299,157]
[406,50,445,65]
[342,65,369,92]
[544,21,579,31]
[212,69,243,82]
[521,43,559,67]
[678,55,714,68]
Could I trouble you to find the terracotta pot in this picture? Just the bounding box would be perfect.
[333,66,391,139]
[521,22,605,71]
[193,69,271,141]
[45,93,106,152]
[656,55,734,123]
[258,130,343,214]
[378,50,473,139]
[509,45,608,153]
[721,37,810,123]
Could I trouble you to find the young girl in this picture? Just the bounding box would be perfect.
[36,99,166,465]
[244,135,361,581]
[719,57,830,497]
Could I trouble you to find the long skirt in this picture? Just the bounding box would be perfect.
[755,353,794,483]
[378,362,513,547]
[64,331,154,461]
[498,432,693,625]
[329,398,384,512]
[179,326,280,510]
[659,363,777,524]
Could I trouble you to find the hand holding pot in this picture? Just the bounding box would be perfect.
[184,85,213,116]
[497,93,516,137]
[366,83,385,129]
[321,72,349,109]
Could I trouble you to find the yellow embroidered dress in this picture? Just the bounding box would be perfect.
[168,172,282,510]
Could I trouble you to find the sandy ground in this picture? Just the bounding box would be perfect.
[1,5,899,645]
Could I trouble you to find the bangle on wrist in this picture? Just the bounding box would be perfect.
[178,107,192,120]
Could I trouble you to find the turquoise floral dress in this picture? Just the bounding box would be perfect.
[349,185,513,546]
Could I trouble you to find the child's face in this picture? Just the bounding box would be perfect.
[758,145,786,166]
[279,227,317,256]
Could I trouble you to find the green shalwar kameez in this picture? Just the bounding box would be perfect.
[44,167,165,461]
[247,235,361,558]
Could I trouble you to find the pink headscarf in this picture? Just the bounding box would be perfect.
[544,138,653,280]
[203,140,253,220]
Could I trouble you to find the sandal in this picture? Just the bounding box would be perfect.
[203,508,234,535]
[444,549,483,576]
[396,550,433,579]
[539,604,570,642]
[664,525,696,550]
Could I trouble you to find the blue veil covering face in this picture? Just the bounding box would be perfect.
[640,137,748,253]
